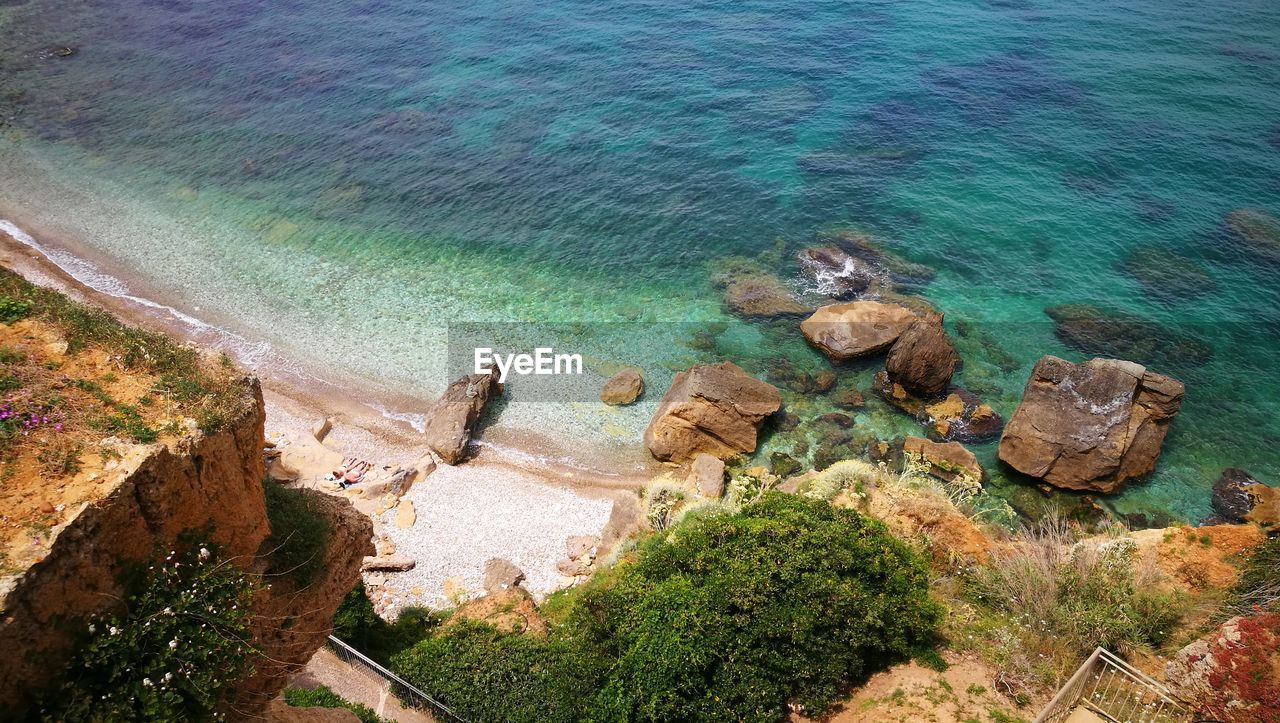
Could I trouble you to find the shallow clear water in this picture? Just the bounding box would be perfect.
[0,0,1277,521]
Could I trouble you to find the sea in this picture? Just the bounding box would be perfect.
[0,0,1277,523]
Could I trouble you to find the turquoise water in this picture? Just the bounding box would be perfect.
[0,0,1277,521]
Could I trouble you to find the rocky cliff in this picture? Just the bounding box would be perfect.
[0,377,370,719]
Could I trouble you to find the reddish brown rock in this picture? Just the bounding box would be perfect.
[885,318,959,397]
[723,275,809,318]
[800,301,918,361]
[422,368,502,464]
[998,356,1184,493]
[643,361,781,462]
[600,367,644,405]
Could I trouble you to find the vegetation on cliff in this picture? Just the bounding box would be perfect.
[37,541,256,722]
[386,493,942,722]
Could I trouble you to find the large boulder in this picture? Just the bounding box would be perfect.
[884,318,959,397]
[1212,468,1278,528]
[801,301,918,361]
[723,275,809,318]
[643,361,781,462]
[422,368,502,465]
[998,356,1184,493]
[600,367,644,405]
[796,245,876,299]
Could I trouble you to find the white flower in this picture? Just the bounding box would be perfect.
[169,639,178,650]
[88,624,96,634]
[109,626,120,635]
[142,678,152,687]
[199,547,211,561]
[164,672,173,683]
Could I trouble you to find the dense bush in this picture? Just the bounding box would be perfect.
[389,493,942,722]
[283,685,387,723]
[392,620,597,723]
[262,478,331,588]
[577,492,942,720]
[38,541,256,721]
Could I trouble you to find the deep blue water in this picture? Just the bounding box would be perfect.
[0,0,1278,521]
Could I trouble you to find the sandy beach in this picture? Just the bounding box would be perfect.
[0,218,652,615]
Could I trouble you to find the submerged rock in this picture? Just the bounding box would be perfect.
[872,371,1003,443]
[600,367,644,405]
[422,368,502,465]
[1045,303,1213,369]
[1211,468,1278,528]
[801,301,918,361]
[1224,207,1280,265]
[816,228,936,286]
[885,318,959,397]
[998,356,1184,493]
[643,361,781,462]
[796,245,876,299]
[723,275,809,318]
[1118,246,1217,301]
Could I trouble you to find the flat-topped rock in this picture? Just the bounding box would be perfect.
[643,361,781,462]
[998,356,1184,493]
[800,301,918,361]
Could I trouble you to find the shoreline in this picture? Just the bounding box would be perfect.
[0,210,660,487]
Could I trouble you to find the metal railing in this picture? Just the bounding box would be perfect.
[325,635,468,722]
[1034,647,1191,723]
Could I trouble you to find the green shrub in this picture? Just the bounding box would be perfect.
[392,620,595,723]
[0,294,31,324]
[263,479,331,589]
[37,541,256,721]
[283,685,387,723]
[390,493,942,722]
[578,492,942,720]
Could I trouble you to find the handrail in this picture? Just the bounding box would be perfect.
[325,635,468,722]
[1033,647,1191,723]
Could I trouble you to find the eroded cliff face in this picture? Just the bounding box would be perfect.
[0,377,371,720]
[230,490,374,716]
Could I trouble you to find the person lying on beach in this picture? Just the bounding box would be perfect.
[331,456,357,479]
[342,461,372,487]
